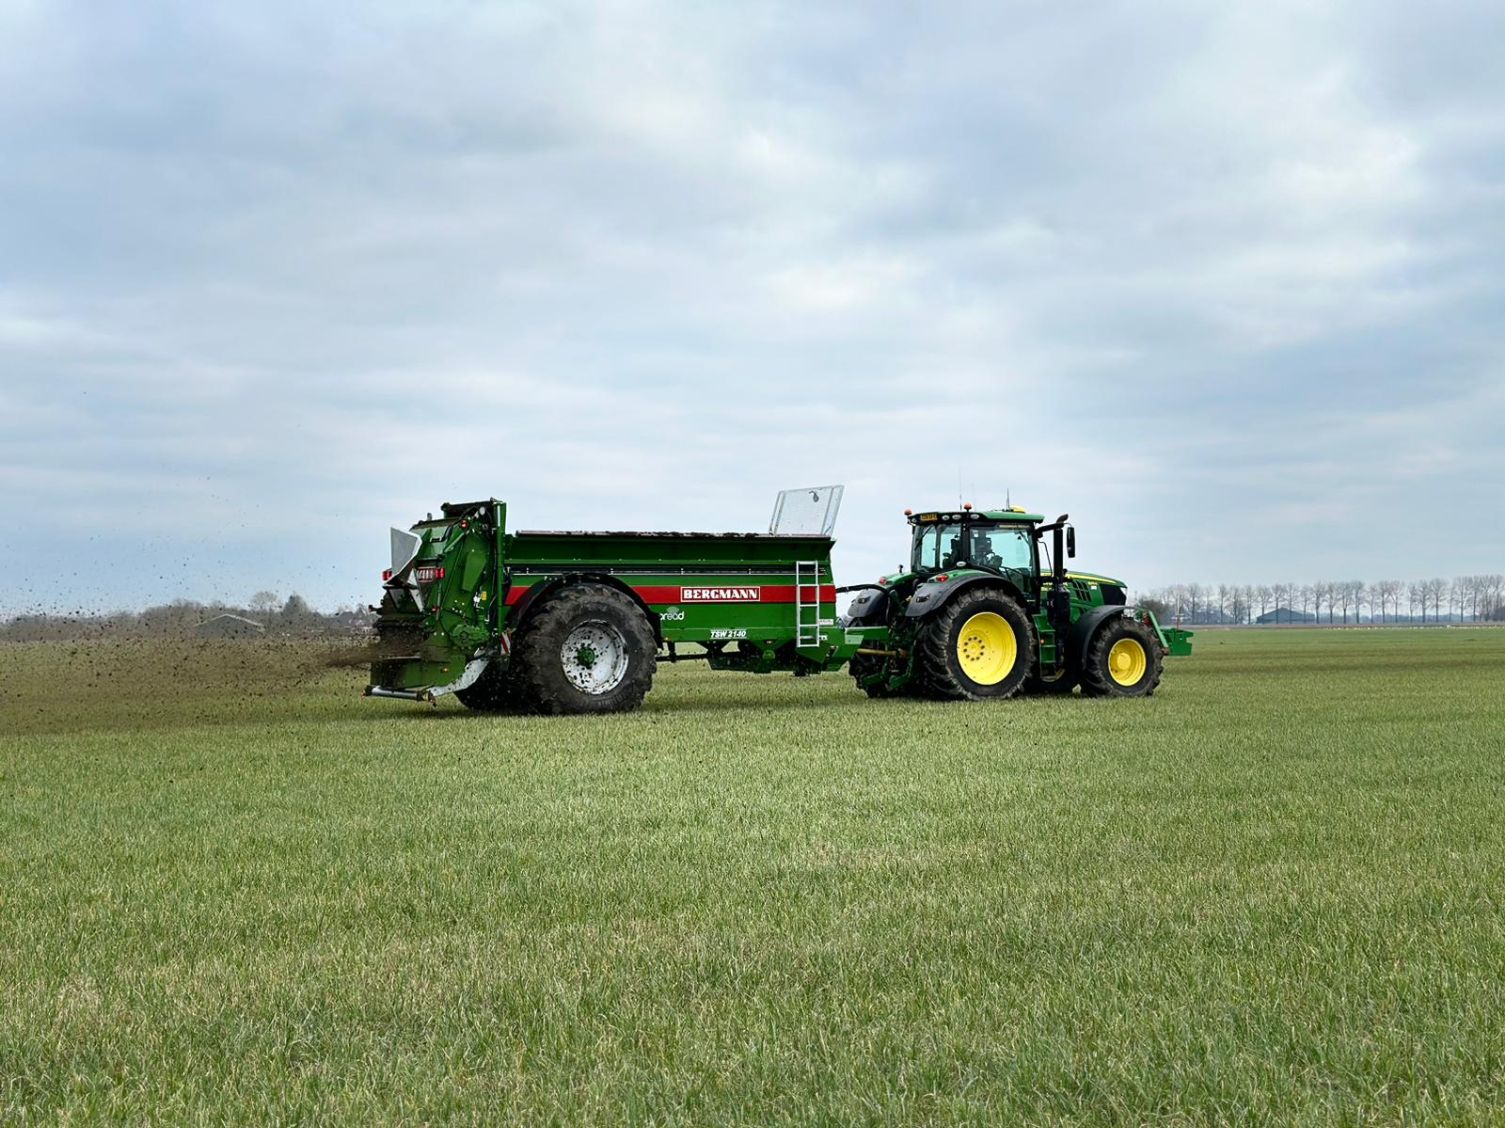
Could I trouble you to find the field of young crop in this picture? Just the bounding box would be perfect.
[3,628,1504,1124]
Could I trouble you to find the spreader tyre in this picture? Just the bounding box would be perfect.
[916,588,1034,700]
[512,583,657,715]
[1080,616,1163,698]
[455,662,521,712]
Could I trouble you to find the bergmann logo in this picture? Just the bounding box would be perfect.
[680,586,761,602]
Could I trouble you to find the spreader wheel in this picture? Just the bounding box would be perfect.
[455,662,521,712]
[915,588,1034,701]
[512,583,657,715]
[1079,616,1163,698]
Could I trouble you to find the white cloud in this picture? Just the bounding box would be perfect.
[2,0,1503,610]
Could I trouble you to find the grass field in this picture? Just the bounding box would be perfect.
[4,629,1505,1124]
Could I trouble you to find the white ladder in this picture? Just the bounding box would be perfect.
[794,560,830,647]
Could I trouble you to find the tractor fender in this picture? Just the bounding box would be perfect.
[1065,605,1130,667]
[903,574,1029,619]
[843,586,895,625]
[505,573,663,643]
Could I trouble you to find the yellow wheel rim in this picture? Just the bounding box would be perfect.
[956,612,1018,686]
[1108,638,1148,686]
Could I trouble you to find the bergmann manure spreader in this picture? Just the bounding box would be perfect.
[365,487,1191,714]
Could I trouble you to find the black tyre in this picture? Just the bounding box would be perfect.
[915,587,1034,701]
[847,652,905,698]
[511,584,658,715]
[455,661,521,712]
[1079,616,1163,698]
[841,601,906,699]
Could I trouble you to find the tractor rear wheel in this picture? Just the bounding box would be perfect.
[512,584,657,715]
[1079,616,1162,698]
[915,588,1033,701]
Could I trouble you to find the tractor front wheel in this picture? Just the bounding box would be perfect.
[916,588,1033,701]
[1079,617,1163,698]
[512,584,658,715]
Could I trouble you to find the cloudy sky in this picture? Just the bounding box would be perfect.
[2,0,1502,613]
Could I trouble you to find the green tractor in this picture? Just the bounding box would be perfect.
[841,507,1191,700]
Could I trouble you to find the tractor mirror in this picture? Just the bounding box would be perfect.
[1066,526,1076,558]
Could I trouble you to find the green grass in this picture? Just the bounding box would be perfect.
[3,629,1505,1124]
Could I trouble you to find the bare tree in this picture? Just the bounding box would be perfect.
[1170,584,1190,624]
[1488,575,1505,620]
[1335,581,1353,625]
[1379,579,1402,623]
[1462,575,1483,621]
[1426,578,1449,622]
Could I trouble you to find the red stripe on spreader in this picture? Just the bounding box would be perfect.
[504,583,836,606]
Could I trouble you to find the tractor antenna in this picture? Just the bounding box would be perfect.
[1006,486,1011,508]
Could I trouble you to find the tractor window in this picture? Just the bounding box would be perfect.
[972,526,1034,572]
[913,524,965,572]
[912,523,1034,573]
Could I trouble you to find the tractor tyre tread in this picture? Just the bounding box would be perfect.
[511,583,657,715]
[915,587,1034,701]
[843,604,909,699]
[1079,616,1163,698]
[847,653,904,698]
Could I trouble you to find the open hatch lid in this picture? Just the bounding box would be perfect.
[769,485,844,537]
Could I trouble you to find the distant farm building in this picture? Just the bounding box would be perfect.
[195,613,266,639]
[1256,607,1316,624]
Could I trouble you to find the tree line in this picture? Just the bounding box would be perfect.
[1135,575,1505,625]
[0,593,373,642]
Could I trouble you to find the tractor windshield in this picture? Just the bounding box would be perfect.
[912,522,1034,574]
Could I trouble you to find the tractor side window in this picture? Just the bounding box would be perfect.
[974,527,1033,571]
[913,524,965,572]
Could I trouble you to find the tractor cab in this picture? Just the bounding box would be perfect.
[907,508,1045,589]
